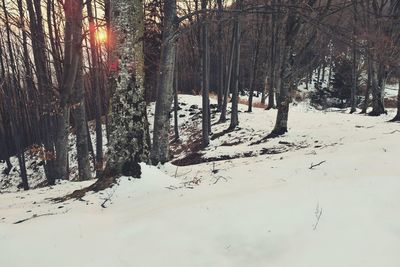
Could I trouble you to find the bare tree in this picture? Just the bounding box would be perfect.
[104,0,150,177]
[151,0,178,164]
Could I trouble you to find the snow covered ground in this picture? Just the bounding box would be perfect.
[1,95,400,267]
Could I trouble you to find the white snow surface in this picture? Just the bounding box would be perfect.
[1,94,400,267]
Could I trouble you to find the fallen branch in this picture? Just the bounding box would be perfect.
[100,188,116,208]
[14,209,70,224]
[384,130,400,134]
[309,160,326,169]
[174,166,179,179]
[313,203,323,231]
[213,176,228,184]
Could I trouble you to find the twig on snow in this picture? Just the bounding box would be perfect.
[213,176,228,184]
[384,130,400,134]
[100,188,116,208]
[309,160,326,169]
[313,203,323,231]
[14,209,70,224]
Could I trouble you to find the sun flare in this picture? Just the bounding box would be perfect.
[96,28,107,44]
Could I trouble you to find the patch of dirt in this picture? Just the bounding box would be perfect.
[173,141,310,166]
[221,140,243,146]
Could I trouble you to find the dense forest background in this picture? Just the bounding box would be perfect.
[0,0,400,190]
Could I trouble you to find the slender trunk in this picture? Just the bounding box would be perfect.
[219,24,236,123]
[267,0,277,109]
[369,60,385,116]
[216,0,223,111]
[321,61,326,83]
[47,0,63,87]
[228,5,241,131]
[4,158,12,175]
[327,61,333,88]
[150,0,177,164]
[72,58,91,181]
[26,0,57,184]
[173,52,179,141]
[350,36,357,113]
[201,0,210,147]
[2,0,29,190]
[317,66,321,83]
[361,55,371,114]
[86,119,96,168]
[54,0,83,180]
[248,16,262,112]
[87,0,104,177]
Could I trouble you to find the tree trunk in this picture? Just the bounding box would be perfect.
[72,57,92,181]
[216,0,223,111]
[3,158,12,175]
[361,53,371,114]
[26,0,57,185]
[150,0,177,164]
[350,37,357,113]
[201,0,210,147]
[219,24,236,123]
[54,0,83,181]
[228,0,242,130]
[267,0,277,110]
[173,52,179,141]
[391,81,400,121]
[271,60,290,136]
[104,0,150,177]
[321,61,326,83]
[2,0,29,190]
[248,14,262,113]
[369,60,385,116]
[87,0,104,178]
[270,6,302,137]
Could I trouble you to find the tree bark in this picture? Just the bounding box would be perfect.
[361,53,371,114]
[54,0,83,181]
[87,0,104,178]
[228,0,242,130]
[2,0,29,190]
[270,5,300,136]
[350,38,357,113]
[104,0,150,177]
[219,24,236,123]
[369,60,385,116]
[350,10,357,114]
[267,0,277,110]
[228,12,241,130]
[248,13,262,113]
[151,0,177,164]
[26,0,57,184]
[201,0,210,147]
[216,0,224,111]
[173,52,179,141]
[72,57,92,181]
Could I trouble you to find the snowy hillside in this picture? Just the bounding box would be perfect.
[1,95,400,267]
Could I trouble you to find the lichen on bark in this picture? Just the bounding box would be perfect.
[106,0,149,177]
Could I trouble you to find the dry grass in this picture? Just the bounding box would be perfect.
[238,97,266,109]
[209,92,266,109]
[385,97,398,108]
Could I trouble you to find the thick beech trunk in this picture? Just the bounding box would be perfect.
[105,0,150,176]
